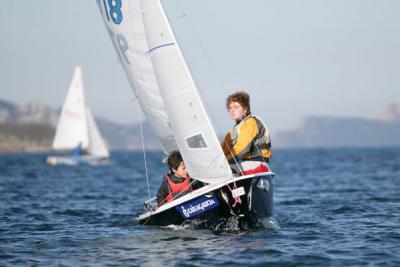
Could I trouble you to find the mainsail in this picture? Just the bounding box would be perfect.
[86,108,110,158]
[97,0,177,154]
[97,0,232,183]
[53,66,89,150]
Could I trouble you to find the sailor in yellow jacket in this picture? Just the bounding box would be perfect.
[221,91,272,164]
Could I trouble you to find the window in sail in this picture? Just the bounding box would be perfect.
[186,133,208,149]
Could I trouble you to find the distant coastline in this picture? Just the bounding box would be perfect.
[1,98,399,153]
[273,111,400,148]
[0,99,159,153]
[0,122,53,153]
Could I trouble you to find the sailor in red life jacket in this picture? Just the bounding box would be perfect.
[156,151,203,207]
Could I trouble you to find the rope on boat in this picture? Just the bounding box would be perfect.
[128,15,152,203]
[129,94,152,204]
[226,183,242,208]
[137,99,151,201]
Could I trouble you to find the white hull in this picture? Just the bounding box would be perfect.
[46,155,109,166]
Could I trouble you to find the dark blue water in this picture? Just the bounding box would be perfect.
[1,148,399,266]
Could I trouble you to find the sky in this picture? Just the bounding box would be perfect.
[0,0,399,133]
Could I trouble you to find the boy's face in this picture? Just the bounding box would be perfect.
[228,101,247,121]
[172,161,188,178]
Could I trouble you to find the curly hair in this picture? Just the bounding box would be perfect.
[167,150,183,171]
[226,91,251,115]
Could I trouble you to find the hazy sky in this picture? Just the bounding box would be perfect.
[1,0,399,133]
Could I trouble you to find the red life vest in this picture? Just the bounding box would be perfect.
[165,174,193,203]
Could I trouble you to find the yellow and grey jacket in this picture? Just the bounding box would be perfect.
[221,115,272,163]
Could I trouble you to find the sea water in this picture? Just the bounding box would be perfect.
[0,148,399,266]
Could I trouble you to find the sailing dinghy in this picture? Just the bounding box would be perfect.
[46,66,110,166]
[97,0,274,227]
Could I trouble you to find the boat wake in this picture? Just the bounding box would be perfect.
[160,216,280,234]
[260,216,280,230]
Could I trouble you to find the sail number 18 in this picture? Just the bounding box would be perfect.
[97,0,123,25]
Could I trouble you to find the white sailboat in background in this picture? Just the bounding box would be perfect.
[97,0,274,228]
[47,66,109,166]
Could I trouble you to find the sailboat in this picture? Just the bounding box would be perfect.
[97,0,274,227]
[46,66,110,166]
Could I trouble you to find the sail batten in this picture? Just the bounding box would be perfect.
[147,42,175,54]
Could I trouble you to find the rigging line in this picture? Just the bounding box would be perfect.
[137,101,151,201]
[174,0,242,173]
[127,4,151,201]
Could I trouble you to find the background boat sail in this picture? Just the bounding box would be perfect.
[47,66,109,166]
[97,0,274,227]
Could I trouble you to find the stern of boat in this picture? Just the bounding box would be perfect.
[217,173,274,219]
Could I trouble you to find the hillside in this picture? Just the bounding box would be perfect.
[0,123,54,152]
[0,99,160,152]
[1,98,399,152]
[273,104,400,148]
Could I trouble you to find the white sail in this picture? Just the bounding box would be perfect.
[140,0,232,183]
[86,108,109,158]
[96,0,177,154]
[97,0,232,183]
[53,66,89,150]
